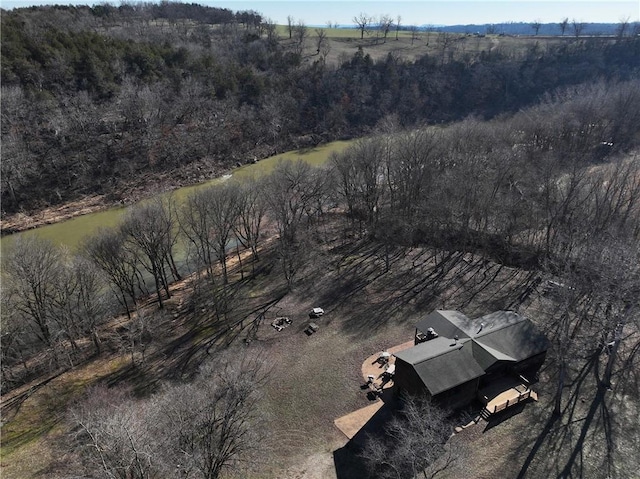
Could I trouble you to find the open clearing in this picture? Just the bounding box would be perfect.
[2,216,639,479]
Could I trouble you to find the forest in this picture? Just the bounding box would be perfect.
[2,2,639,220]
[3,80,640,478]
[1,3,640,479]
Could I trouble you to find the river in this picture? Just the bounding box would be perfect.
[0,140,352,252]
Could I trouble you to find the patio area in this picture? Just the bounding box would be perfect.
[334,339,415,440]
[361,340,414,392]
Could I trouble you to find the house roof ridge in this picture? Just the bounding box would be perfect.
[405,338,471,364]
[471,310,524,338]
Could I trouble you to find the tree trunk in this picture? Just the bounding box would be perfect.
[602,322,623,389]
[554,358,565,416]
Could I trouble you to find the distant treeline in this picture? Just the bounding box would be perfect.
[435,21,640,36]
[2,3,640,215]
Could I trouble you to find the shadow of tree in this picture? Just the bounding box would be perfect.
[333,399,399,479]
[512,351,629,479]
[319,240,540,338]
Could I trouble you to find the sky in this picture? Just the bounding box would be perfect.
[1,0,639,26]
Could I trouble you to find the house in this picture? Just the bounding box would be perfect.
[393,310,549,410]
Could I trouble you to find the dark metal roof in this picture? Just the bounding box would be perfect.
[414,310,473,340]
[395,336,464,363]
[395,337,486,395]
[397,310,549,395]
[474,320,550,362]
[410,341,485,395]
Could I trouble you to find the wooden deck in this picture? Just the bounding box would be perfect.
[479,377,538,416]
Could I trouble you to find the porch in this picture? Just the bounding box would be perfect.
[478,376,538,418]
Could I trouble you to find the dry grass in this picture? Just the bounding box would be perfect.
[2,218,638,479]
[285,27,582,68]
[1,355,126,479]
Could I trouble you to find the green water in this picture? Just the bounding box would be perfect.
[1,141,352,252]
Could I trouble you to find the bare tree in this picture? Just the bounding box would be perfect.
[315,28,327,55]
[264,160,325,288]
[377,15,393,43]
[50,256,109,356]
[207,183,240,284]
[159,356,267,479]
[83,227,145,319]
[360,395,462,479]
[332,138,387,233]
[559,17,569,36]
[616,16,630,38]
[293,20,308,56]
[69,384,161,479]
[353,13,370,39]
[121,197,181,308]
[233,178,267,269]
[543,233,639,416]
[571,19,585,37]
[3,236,62,347]
[1,288,34,390]
[409,25,419,45]
[262,18,278,46]
[1,131,33,206]
[286,14,294,39]
[531,19,542,36]
[182,183,240,284]
[436,32,461,65]
[395,15,401,40]
[181,187,219,281]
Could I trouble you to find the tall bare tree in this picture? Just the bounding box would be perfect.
[265,160,325,288]
[360,395,462,479]
[182,183,240,284]
[121,197,180,308]
[50,256,108,356]
[531,19,542,35]
[69,355,267,479]
[159,356,267,479]
[83,227,145,319]
[233,178,267,268]
[3,236,62,347]
[409,25,419,45]
[378,15,393,43]
[206,183,241,283]
[571,19,585,37]
[286,14,294,39]
[615,16,630,38]
[69,385,161,479]
[559,17,569,36]
[353,13,370,39]
[315,28,327,55]
[293,20,308,56]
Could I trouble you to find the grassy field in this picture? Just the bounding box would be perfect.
[2,216,638,478]
[274,25,576,67]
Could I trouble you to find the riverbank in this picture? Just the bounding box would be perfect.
[1,195,111,235]
[0,140,353,243]
[0,162,226,236]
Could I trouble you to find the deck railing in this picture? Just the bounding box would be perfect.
[487,388,531,415]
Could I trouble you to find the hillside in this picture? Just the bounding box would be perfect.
[2,3,640,228]
[1,3,640,479]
